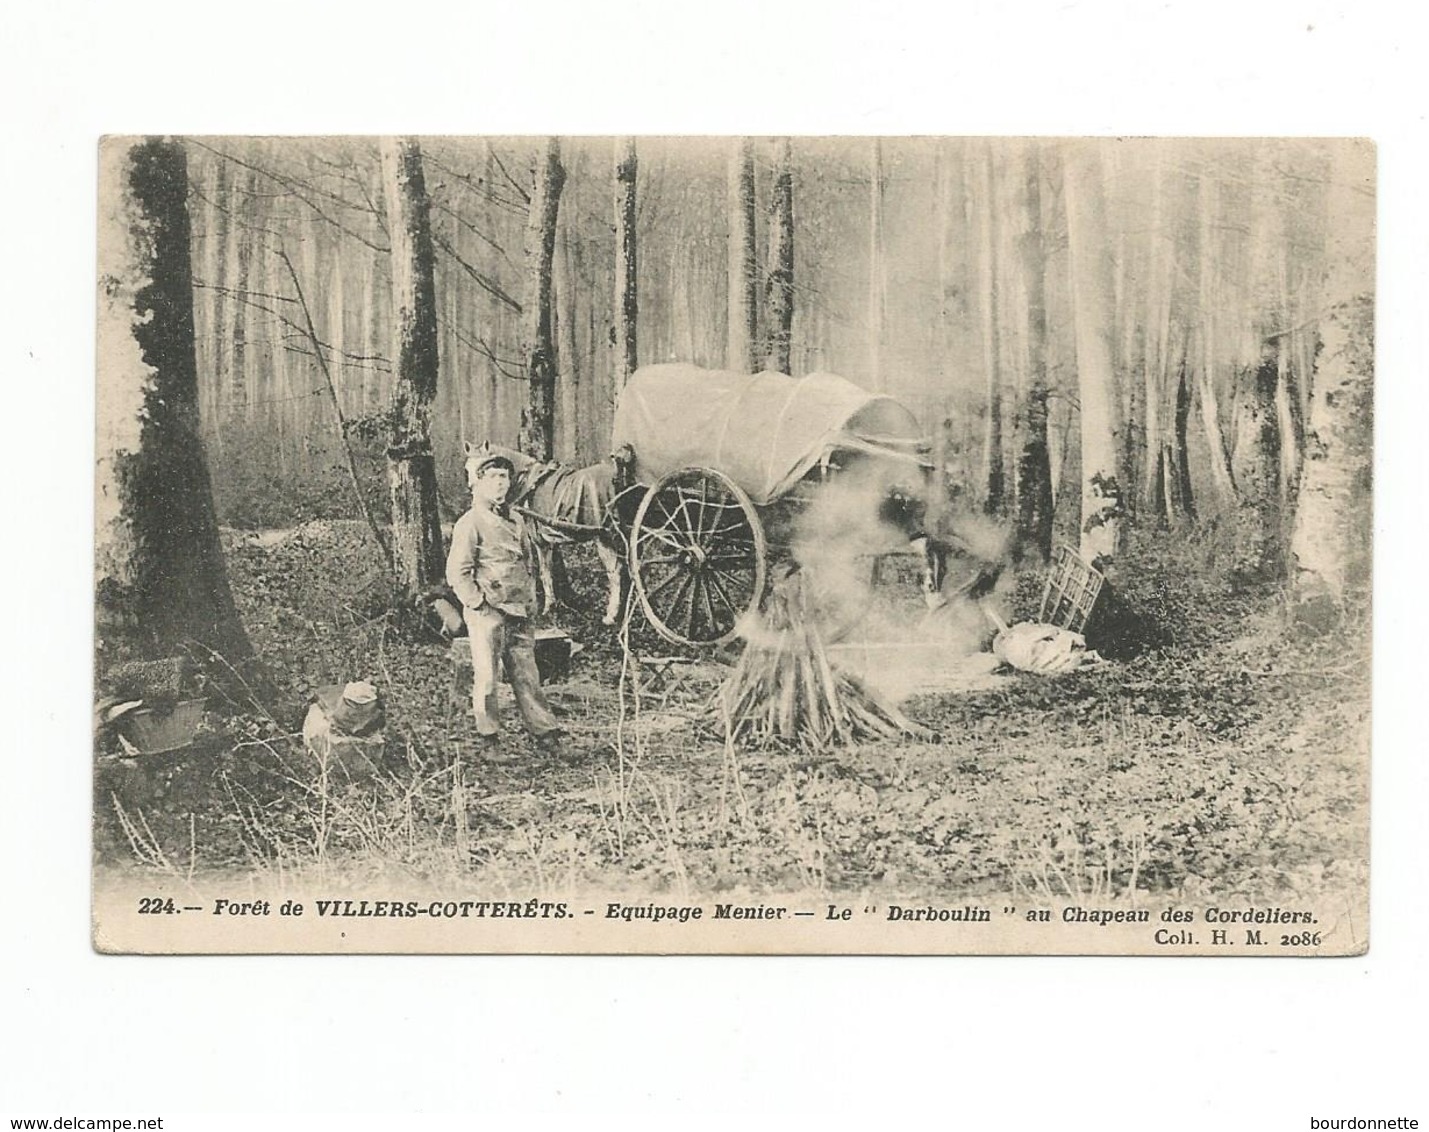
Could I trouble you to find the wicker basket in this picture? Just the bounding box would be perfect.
[1038,546,1105,635]
[120,698,207,755]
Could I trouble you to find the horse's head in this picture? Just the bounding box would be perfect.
[464,440,539,492]
[878,483,930,542]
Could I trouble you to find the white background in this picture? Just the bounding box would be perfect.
[3,1,1425,1125]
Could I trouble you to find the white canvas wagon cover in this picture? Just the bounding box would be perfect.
[612,364,929,505]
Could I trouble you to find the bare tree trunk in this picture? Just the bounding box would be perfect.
[1062,140,1125,567]
[763,137,795,374]
[480,141,501,442]
[933,142,953,386]
[868,138,886,391]
[96,137,258,677]
[519,137,567,461]
[211,155,236,436]
[226,160,257,425]
[1015,141,1054,560]
[1172,331,1196,521]
[1290,139,1375,622]
[930,141,955,528]
[1196,169,1238,506]
[326,226,347,416]
[977,143,1005,514]
[556,213,581,461]
[380,136,446,601]
[1273,248,1304,506]
[613,137,639,388]
[1233,344,1284,576]
[363,243,383,417]
[1141,146,1174,518]
[200,151,229,458]
[727,138,758,373]
[573,234,598,455]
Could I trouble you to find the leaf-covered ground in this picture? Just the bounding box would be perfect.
[94,520,1369,907]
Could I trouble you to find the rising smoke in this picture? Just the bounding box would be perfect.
[777,461,1016,700]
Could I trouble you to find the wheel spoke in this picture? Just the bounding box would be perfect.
[710,565,757,602]
[704,522,753,540]
[649,509,687,536]
[643,566,688,603]
[703,568,739,620]
[673,488,700,542]
[693,478,710,541]
[686,572,706,638]
[665,572,697,633]
[641,527,689,555]
[695,573,724,637]
[704,553,759,569]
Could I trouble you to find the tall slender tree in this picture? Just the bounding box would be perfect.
[555,211,581,460]
[1289,138,1375,622]
[519,137,567,461]
[201,153,230,457]
[613,137,639,388]
[95,137,257,675]
[1014,141,1054,560]
[1196,168,1238,506]
[1232,340,1284,575]
[1140,143,1174,517]
[868,138,887,390]
[977,143,1006,514]
[380,136,446,600]
[226,158,257,426]
[727,138,759,373]
[763,137,795,374]
[1062,140,1125,567]
[1271,247,1304,507]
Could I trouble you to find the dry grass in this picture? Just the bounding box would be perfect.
[91,523,1370,908]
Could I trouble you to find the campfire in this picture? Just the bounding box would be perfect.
[711,572,936,752]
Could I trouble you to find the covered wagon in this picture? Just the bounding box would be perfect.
[611,363,938,647]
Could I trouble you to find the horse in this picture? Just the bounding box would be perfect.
[462,441,631,626]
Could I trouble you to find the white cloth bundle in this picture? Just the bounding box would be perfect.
[991,621,1104,674]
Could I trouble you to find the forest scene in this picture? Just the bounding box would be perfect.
[92,135,1373,944]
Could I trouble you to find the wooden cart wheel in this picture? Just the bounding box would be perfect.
[629,467,767,647]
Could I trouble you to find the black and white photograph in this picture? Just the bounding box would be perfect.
[5,0,1426,1124]
[91,133,1373,955]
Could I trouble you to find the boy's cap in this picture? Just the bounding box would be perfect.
[471,454,514,476]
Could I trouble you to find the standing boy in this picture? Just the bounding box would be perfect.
[446,451,564,755]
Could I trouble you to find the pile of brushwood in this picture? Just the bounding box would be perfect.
[711,571,935,753]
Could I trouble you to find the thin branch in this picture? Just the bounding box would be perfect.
[429,198,515,266]
[275,248,393,568]
[275,333,392,375]
[431,229,522,314]
[192,277,392,374]
[487,147,532,205]
[188,180,287,243]
[308,147,390,237]
[192,280,298,306]
[436,312,527,381]
[424,152,529,214]
[192,140,391,254]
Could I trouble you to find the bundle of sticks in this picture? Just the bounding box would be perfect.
[711,571,936,752]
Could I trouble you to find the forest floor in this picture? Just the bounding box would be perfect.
[93,519,1370,910]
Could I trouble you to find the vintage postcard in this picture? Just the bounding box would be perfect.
[92,135,1372,955]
